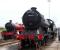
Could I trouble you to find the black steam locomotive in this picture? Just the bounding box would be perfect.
[17,7,57,49]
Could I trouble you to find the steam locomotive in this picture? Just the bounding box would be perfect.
[17,7,57,49]
[1,20,25,40]
[1,7,57,49]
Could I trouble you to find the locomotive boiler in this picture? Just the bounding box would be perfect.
[22,7,49,30]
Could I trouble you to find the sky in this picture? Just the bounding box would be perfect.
[0,0,59,27]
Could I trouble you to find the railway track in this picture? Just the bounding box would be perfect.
[0,39,19,46]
